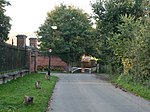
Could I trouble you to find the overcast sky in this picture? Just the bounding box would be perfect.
[6,0,95,33]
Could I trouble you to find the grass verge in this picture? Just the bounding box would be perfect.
[0,73,58,112]
[109,74,150,100]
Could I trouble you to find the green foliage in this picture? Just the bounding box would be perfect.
[116,74,150,100]
[91,0,135,73]
[37,4,93,64]
[110,15,150,87]
[37,65,65,72]
[130,19,150,85]
[0,0,11,42]
[91,0,150,74]
[109,74,150,100]
[109,15,140,58]
[0,73,58,112]
[92,0,150,90]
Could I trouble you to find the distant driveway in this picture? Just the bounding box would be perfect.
[47,73,150,112]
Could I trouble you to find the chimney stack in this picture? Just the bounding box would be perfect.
[16,35,27,47]
[29,38,38,48]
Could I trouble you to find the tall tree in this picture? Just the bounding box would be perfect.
[37,4,92,64]
[91,0,150,73]
[0,0,11,42]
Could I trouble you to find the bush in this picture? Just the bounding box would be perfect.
[37,65,65,72]
[110,73,150,100]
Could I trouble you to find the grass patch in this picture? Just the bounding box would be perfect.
[109,74,150,100]
[117,80,150,100]
[0,73,58,112]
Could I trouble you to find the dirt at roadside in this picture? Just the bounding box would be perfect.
[93,73,109,81]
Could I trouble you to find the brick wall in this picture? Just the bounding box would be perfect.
[37,55,67,70]
[15,34,68,72]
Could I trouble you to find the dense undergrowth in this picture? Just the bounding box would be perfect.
[109,74,150,101]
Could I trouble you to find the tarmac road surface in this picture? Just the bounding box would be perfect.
[47,73,150,112]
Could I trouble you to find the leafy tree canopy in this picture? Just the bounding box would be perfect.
[92,0,149,35]
[91,0,150,73]
[37,4,93,63]
[0,0,11,42]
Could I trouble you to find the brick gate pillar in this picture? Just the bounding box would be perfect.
[16,35,27,47]
[26,48,38,73]
[26,37,38,72]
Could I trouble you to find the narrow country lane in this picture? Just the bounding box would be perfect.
[47,73,150,112]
